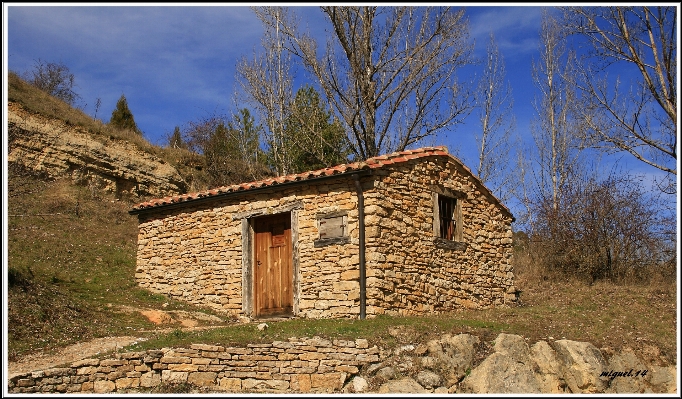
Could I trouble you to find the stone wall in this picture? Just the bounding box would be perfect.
[7,337,379,394]
[133,155,515,319]
[363,156,516,315]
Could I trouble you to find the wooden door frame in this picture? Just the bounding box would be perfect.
[240,207,300,319]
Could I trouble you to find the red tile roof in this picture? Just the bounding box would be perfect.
[131,146,511,217]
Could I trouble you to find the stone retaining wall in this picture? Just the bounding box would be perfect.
[8,337,379,394]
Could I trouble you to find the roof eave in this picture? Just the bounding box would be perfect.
[128,169,373,216]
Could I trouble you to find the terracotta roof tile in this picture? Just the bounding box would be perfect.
[131,146,511,217]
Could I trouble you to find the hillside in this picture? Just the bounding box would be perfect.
[7,72,209,195]
[6,73,231,360]
[4,73,677,393]
[8,101,188,198]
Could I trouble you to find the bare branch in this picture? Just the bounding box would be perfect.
[562,6,676,182]
[268,6,475,158]
[473,33,516,203]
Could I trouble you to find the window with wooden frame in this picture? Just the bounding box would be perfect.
[431,186,465,250]
[438,195,458,241]
[314,210,350,247]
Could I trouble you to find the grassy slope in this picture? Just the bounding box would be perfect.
[124,270,677,367]
[6,73,219,360]
[6,168,235,361]
[5,73,677,368]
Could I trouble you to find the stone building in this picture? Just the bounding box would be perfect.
[130,146,517,320]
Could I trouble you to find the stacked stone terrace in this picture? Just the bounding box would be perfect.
[8,337,378,394]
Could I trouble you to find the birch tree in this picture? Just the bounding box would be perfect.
[531,9,583,211]
[237,7,294,176]
[474,32,516,202]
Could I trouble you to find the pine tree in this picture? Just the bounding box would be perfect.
[168,126,186,149]
[109,94,141,134]
[279,85,349,173]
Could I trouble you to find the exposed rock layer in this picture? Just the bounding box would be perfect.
[7,102,187,198]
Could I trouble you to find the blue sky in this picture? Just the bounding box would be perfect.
[3,4,677,206]
[4,5,540,155]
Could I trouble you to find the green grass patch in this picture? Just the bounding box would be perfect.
[123,313,510,355]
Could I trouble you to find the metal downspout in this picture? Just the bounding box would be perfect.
[353,174,366,320]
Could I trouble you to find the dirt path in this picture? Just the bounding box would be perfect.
[7,306,233,378]
[8,336,144,378]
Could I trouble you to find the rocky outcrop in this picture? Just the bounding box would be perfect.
[7,102,187,198]
[552,339,608,393]
[368,333,675,394]
[460,333,541,393]
[421,333,480,385]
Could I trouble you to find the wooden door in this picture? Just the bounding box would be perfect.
[253,213,293,317]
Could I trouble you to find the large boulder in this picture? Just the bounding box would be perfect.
[377,377,429,393]
[530,340,567,393]
[460,334,541,393]
[423,333,480,385]
[460,352,541,393]
[648,366,677,394]
[493,333,532,365]
[553,339,608,393]
[605,348,652,393]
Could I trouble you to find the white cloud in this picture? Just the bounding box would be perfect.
[466,6,542,57]
[8,5,264,141]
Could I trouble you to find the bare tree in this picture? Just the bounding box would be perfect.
[181,110,271,187]
[181,114,225,154]
[533,173,674,283]
[531,9,584,211]
[474,32,516,202]
[255,6,474,159]
[237,7,295,176]
[562,6,676,191]
[25,59,80,105]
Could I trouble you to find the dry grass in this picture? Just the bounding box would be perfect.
[494,251,678,365]
[8,72,147,149]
